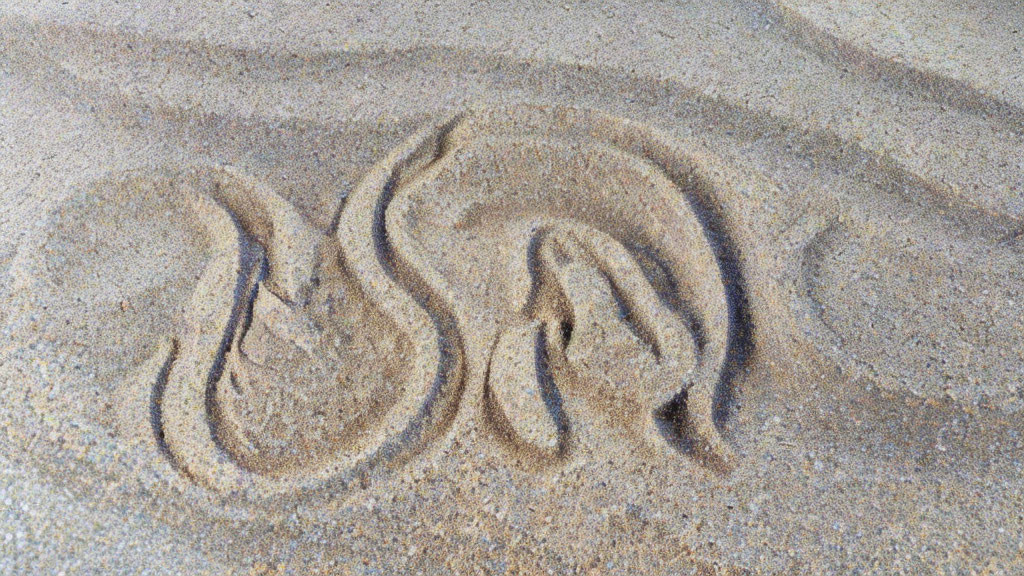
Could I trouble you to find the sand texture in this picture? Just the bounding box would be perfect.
[1,1,1023,574]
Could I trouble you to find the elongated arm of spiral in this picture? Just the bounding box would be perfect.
[205,166,323,305]
[155,135,468,496]
[334,117,468,472]
[157,187,255,492]
[534,222,734,469]
[157,170,337,495]
[643,209,735,471]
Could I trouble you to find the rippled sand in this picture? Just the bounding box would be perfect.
[1,2,1022,574]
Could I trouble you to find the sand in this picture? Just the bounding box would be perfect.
[0,1,1022,574]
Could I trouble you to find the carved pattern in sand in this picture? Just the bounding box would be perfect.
[136,107,744,495]
[789,200,1024,410]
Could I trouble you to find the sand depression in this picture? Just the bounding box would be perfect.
[4,106,749,504]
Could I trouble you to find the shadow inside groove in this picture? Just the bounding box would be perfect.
[367,121,467,461]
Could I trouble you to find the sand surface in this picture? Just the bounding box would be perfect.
[1,1,1022,574]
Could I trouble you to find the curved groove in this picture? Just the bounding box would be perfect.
[365,131,467,459]
[793,205,1024,408]
[335,115,470,476]
[755,0,1024,135]
[793,218,845,347]
[149,162,467,497]
[385,107,747,469]
[202,227,265,473]
[534,326,572,452]
[148,339,183,475]
[603,266,664,360]
[481,324,572,465]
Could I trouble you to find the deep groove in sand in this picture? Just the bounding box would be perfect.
[377,107,748,470]
[17,107,754,501]
[368,172,466,456]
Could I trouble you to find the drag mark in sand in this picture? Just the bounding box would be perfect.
[51,106,750,498]
[352,106,747,472]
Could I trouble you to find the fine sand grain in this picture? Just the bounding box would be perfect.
[1,1,1022,574]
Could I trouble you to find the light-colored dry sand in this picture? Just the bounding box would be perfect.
[1,1,1022,574]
